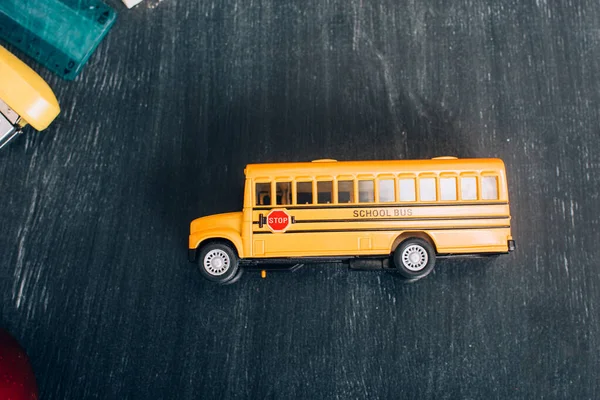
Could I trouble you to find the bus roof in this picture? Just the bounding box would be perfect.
[244,158,506,178]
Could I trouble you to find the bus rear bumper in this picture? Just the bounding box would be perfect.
[508,240,516,252]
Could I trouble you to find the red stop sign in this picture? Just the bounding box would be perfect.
[266,209,291,232]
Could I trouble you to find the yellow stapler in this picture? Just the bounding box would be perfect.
[0,45,60,149]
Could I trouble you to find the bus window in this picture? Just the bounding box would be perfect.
[482,176,499,200]
[317,181,333,204]
[256,182,271,206]
[399,178,416,201]
[440,177,457,201]
[358,180,374,203]
[378,179,395,202]
[276,182,292,205]
[461,177,477,200]
[338,180,354,203]
[296,181,313,204]
[419,178,437,201]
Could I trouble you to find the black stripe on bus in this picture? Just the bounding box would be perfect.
[252,225,511,234]
[252,201,508,210]
[252,215,510,224]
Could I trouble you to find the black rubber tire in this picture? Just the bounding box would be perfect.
[393,238,436,280]
[197,243,239,284]
[221,267,244,285]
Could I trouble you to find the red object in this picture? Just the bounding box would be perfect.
[0,329,38,400]
[266,209,291,232]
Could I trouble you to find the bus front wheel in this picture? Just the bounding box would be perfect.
[198,243,240,284]
[393,238,436,280]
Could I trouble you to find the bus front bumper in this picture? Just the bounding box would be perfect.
[188,248,197,263]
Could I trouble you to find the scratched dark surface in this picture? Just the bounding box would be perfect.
[1,0,599,398]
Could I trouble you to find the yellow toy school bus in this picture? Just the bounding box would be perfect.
[189,157,515,284]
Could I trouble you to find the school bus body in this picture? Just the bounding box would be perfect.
[189,158,514,266]
[247,203,511,257]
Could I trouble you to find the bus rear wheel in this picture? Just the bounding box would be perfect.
[198,243,240,284]
[393,238,436,280]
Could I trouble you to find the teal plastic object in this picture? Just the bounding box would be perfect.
[0,0,116,80]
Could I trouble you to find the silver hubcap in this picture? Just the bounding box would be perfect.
[203,249,230,276]
[401,244,429,271]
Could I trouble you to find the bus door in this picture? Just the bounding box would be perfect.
[251,181,298,256]
[252,180,350,257]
